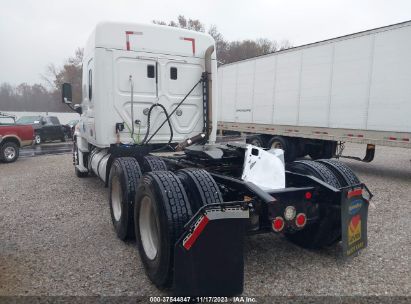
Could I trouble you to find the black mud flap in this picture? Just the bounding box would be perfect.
[341,185,372,257]
[173,203,249,296]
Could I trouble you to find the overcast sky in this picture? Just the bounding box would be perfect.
[1,0,410,86]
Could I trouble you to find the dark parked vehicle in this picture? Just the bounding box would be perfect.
[16,115,67,144]
[63,119,79,139]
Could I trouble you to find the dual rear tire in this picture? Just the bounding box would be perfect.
[108,155,222,288]
[285,159,361,249]
[135,167,222,288]
[109,157,143,240]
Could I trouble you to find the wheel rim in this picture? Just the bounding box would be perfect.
[250,139,261,147]
[35,135,41,144]
[271,141,283,149]
[4,146,16,160]
[111,176,122,222]
[139,195,160,260]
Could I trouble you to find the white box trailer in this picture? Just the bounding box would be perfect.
[218,20,411,162]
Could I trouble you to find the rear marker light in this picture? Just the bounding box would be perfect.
[295,213,307,228]
[272,217,285,232]
[305,192,312,199]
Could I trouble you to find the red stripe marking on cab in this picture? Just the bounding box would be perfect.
[347,188,362,199]
[183,216,209,250]
[183,37,196,55]
[125,31,143,51]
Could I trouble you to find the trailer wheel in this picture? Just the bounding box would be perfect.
[285,160,342,248]
[176,168,223,213]
[109,157,142,240]
[246,135,265,147]
[142,156,167,173]
[134,171,192,288]
[267,136,296,162]
[316,159,360,187]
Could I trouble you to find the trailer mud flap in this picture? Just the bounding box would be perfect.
[341,187,370,257]
[173,204,249,296]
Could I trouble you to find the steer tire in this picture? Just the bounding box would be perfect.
[176,168,223,213]
[134,171,192,288]
[316,159,360,187]
[1,142,19,163]
[285,160,342,249]
[246,135,265,147]
[109,157,142,241]
[142,156,168,173]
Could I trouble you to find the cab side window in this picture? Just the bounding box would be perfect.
[170,67,177,80]
[147,65,155,78]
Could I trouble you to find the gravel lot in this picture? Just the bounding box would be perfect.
[0,143,410,297]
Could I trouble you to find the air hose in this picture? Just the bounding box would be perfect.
[141,76,204,150]
[140,103,173,146]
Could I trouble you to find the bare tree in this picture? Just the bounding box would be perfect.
[153,16,292,65]
[43,48,83,105]
[154,15,205,32]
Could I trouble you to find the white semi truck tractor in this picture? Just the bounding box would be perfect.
[62,22,372,296]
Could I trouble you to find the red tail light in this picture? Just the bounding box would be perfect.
[272,217,285,232]
[295,213,307,228]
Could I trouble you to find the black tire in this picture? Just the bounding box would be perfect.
[285,160,342,249]
[286,160,340,189]
[267,136,296,162]
[176,168,223,213]
[0,142,19,163]
[142,156,167,173]
[109,157,142,241]
[316,159,360,187]
[246,135,265,147]
[34,133,41,145]
[134,171,192,288]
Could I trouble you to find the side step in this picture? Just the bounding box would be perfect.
[173,203,249,296]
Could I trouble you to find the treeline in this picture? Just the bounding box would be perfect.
[0,48,83,113]
[0,83,67,112]
[0,16,291,112]
[154,16,292,65]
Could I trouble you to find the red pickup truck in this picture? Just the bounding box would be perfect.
[0,114,34,163]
